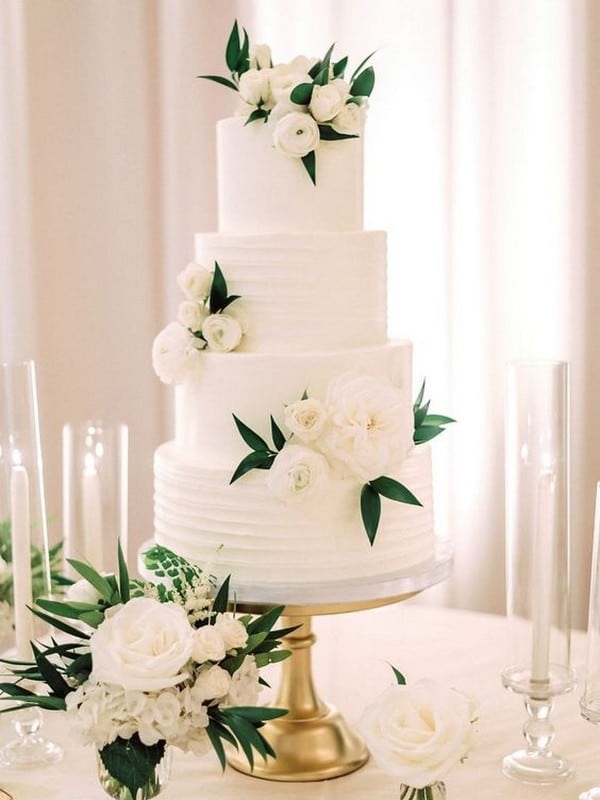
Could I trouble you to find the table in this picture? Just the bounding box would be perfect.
[0,603,597,799]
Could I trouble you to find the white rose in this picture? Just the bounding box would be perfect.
[331,102,363,135]
[177,300,209,332]
[192,624,226,663]
[249,44,272,70]
[273,111,320,158]
[309,83,346,122]
[201,313,243,352]
[286,55,318,74]
[227,656,261,707]
[284,398,328,443]
[152,322,205,384]
[90,598,194,691]
[319,371,413,482]
[193,664,232,702]
[66,579,102,605]
[238,68,273,108]
[267,444,330,503]
[358,681,475,789]
[214,613,248,651]
[177,262,213,302]
[269,65,312,106]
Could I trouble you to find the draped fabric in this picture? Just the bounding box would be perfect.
[1,0,598,624]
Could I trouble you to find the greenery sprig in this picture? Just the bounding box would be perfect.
[230,415,287,484]
[413,380,455,444]
[197,20,252,91]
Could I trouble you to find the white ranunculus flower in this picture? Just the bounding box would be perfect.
[358,680,475,789]
[66,579,102,606]
[214,613,248,651]
[285,55,318,75]
[202,313,243,352]
[273,111,320,158]
[152,322,205,384]
[238,67,274,109]
[267,444,330,503]
[284,397,328,442]
[319,371,413,482]
[269,66,312,106]
[331,102,364,135]
[193,664,232,702]
[192,624,226,663]
[227,656,261,707]
[177,300,209,333]
[90,597,194,691]
[177,262,213,302]
[249,43,272,70]
[309,82,347,122]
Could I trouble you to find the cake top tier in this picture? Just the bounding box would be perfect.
[200,21,376,233]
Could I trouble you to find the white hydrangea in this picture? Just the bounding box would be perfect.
[227,656,261,707]
[152,322,205,385]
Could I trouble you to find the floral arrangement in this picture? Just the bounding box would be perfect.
[359,666,476,798]
[199,20,375,184]
[153,261,244,384]
[231,376,453,544]
[0,519,69,641]
[0,545,292,798]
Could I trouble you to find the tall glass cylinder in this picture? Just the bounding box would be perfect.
[62,421,128,575]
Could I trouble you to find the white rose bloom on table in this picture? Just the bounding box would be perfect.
[177,300,208,332]
[273,111,320,158]
[359,679,475,789]
[202,313,243,352]
[267,444,330,503]
[309,82,347,122]
[152,322,204,384]
[177,262,212,302]
[193,664,232,702]
[191,623,226,663]
[90,597,194,691]
[239,67,274,109]
[331,102,363,135]
[249,43,272,70]
[284,397,328,442]
[214,612,249,650]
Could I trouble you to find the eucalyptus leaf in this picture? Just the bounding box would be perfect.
[360,483,381,545]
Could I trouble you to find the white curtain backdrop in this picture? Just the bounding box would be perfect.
[1,0,598,625]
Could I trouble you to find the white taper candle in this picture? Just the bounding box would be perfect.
[81,456,103,568]
[530,471,556,683]
[10,464,34,659]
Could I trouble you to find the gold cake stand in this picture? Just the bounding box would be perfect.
[226,541,453,782]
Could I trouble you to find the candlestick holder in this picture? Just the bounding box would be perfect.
[501,360,575,784]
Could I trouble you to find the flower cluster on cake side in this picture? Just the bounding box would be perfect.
[199,20,375,183]
[153,261,244,384]
[0,544,292,797]
[231,379,454,544]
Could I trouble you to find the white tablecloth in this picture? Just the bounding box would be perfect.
[0,603,596,799]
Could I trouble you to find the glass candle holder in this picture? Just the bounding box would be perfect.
[501,360,575,784]
[62,421,128,575]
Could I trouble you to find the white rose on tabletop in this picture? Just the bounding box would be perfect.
[90,597,194,691]
[177,261,213,302]
[192,623,226,663]
[319,371,413,482]
[227,655,261,707]
[358,680,475,789]
[214,612,248,650]
[193,664,232,702]
[152,322,204,384]
[249,43,272,70]
[331,101,364,135]
[202,313,243,352]
[273,111,320,158]
[66,579,103,606]
[309,82,346,122]
[284,397,328,442]
[177,300,209,332]
[238,67,274,109]
[267,444,330,503]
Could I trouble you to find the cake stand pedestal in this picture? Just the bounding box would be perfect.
[228,541,453,782]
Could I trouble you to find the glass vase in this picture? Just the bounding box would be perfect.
[399,782,446,799]
[96,746,171,800]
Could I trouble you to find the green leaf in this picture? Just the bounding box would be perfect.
[230,451,275,484]
[360,483,381,546]
[319,42,336,81]
[117,539,130,604]
[301,389,309,401]
[237,27,250,74]
[209,261,228,313]
[31,605,90,640]
[0,693,66,711]
[301,151,316,185]
[225,20,241,73]
[247,605,284,636]
[65,559,114,601]
[414,399,430,429]
[212,575,231,614]
[0,682,36,698]
[270,416,286,451]
[350,50,377,82]
[255,649,292,666]
[313,65,329,86]
[290,82,314,105]
[232,414,270,452]
[350,66,375,98]
[370,477,423,507]
[244,108,269,126]
[390,664,407,685]
[317,125,358,141]
[99,735,166,799]
[31,644,71,698]
[206,722,227,771]
[333,55,348,78]
[197,74,239,91]
[226,706,288,722]
[414,426,446,444]
[422,414,455,426]
[35,598,101,621]
[413,379,426,411]
[221,294,241,310]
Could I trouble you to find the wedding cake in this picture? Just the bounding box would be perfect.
[152,25,452,594]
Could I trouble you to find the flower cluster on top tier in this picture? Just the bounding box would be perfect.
[231,376,454,545]
[152,261,244,385]
[199,20,375,184]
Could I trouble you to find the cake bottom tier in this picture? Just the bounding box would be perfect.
[154,441,435,587]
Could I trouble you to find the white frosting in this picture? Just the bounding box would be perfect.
[217,117,363,233]
[175,341,412,467]
[195,231,387,351]
[154,442,435,586]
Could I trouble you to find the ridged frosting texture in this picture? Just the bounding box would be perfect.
[194,231,387,352]
[154,442,435,586]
